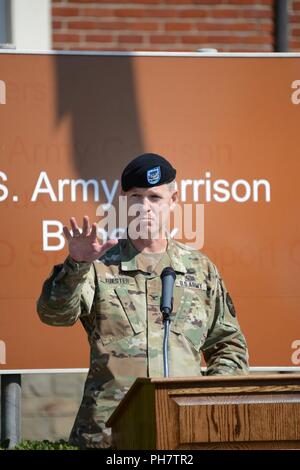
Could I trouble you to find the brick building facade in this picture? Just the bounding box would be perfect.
[51,0,300,53]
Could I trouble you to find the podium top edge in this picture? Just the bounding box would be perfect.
[136,373,300,385]
[1,50,300,58]
[0,367,300,375]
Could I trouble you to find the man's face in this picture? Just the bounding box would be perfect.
[123,184,178,240]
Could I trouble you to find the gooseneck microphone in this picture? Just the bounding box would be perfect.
[160,267,176,377]
[160,267,176,319]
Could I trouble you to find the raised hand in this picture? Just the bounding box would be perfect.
[63,216,118,263]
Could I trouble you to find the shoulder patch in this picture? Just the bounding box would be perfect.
[226,292,236,317]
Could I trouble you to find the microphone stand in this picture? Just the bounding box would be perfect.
[162,304,172,378]
[160,266,176,378]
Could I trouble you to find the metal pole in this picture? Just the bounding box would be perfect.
[274,0,289,52]
[1,374,21,449]
[163,318,170,378]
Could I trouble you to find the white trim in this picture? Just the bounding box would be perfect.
[10,0,51,51]
[0,50,300,58]
[249,367,300,372]
[0,367,300,375]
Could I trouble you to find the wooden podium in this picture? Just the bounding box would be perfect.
[107,374,300,450]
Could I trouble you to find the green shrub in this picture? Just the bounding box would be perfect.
[0,439,79,450]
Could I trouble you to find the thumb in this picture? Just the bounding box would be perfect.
[99,239,118,256]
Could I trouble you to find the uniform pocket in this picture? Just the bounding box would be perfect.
[170,287,208,352]
[96,281,144,346]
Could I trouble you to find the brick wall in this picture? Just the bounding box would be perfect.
[51,0,275,52]
[289,0,300,50]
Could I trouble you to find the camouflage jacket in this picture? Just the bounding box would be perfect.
[37,235,249,449]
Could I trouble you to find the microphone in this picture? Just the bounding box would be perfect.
[160,267,176,320]
[160,267,176,378]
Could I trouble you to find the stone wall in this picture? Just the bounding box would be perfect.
[21,373,87,442]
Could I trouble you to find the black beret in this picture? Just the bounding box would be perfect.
[121,153,176,192]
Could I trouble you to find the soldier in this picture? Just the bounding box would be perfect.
[37,153,249,449]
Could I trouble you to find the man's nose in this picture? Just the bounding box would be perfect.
[141,197,151,211]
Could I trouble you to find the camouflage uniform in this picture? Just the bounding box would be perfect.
[37,234,249,449]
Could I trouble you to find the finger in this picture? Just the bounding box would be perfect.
[70,217,80,237]
[63,226,72,241]
[89,223,97,241]
[82,215,90,236]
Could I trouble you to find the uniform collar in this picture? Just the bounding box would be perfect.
[119,231,187,275]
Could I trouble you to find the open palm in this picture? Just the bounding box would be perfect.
[63,216,117,263]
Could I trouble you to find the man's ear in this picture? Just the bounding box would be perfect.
[170,190,178,211]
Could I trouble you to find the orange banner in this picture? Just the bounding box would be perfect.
[0,52,299,370]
